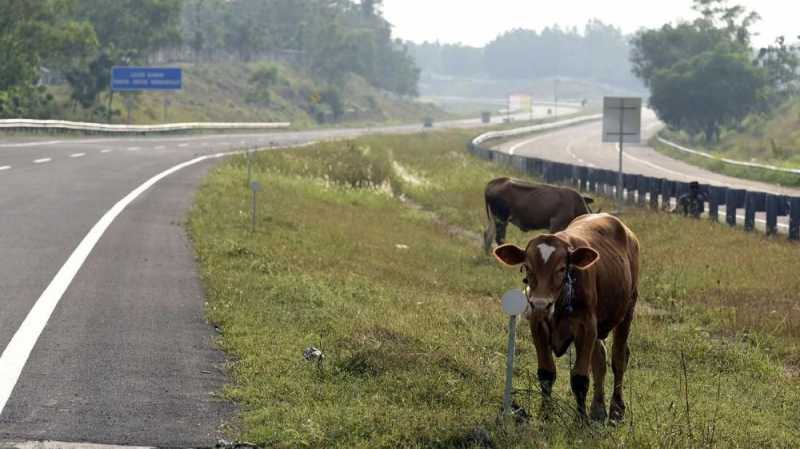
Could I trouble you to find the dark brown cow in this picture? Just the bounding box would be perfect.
[483,177,594,254]
[493,213,639,422]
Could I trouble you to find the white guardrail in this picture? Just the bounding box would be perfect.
[0,119,291,133]
[657,136,800,175]
[472,114,602,146]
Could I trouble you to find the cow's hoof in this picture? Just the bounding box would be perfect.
[590,401,607,423]
[609,401,626,423]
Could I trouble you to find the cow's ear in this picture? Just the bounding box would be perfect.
[570,247,599,270]
[494,244,526,266]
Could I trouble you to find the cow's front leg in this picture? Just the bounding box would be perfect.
[531,319,556,418]
[494,218,508,245]
[571,320,597,420]
[590,339,608,422]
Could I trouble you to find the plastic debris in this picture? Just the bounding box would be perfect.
[303,346,325,363]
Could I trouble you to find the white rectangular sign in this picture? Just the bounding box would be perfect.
[602,97,642,144]
[508,94,533,113]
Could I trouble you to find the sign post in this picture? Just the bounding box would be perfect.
[250,180,262,233]
[602,97,642,212]
[500,289,527,416]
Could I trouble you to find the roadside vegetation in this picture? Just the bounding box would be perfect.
[189,129,800,448]
[0,0,429,126]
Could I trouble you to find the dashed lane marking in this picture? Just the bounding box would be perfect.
[33,158,51,164]
[69,153,86,158]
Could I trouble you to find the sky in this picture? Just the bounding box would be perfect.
[381,0,798,48]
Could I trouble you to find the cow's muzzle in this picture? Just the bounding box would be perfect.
[524,287,555,318]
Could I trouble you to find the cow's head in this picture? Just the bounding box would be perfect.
[493,235,598,319]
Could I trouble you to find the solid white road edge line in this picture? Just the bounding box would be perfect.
[0,140,319,416]
[0,152,228,415]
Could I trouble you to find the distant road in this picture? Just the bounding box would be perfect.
[493,108,800,230]
[0,107,584,447]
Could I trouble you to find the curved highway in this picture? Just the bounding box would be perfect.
[494,109,800,230]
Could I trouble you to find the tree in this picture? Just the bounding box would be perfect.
[73,0,183,62]
[246,64,280,106]
[649,48,766,143]
[755,35,800,107]
[0,0,97,117]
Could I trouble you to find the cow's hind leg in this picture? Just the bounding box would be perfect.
[610,308,634,422]
[590,339,608,422]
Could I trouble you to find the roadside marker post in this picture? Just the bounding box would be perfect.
[501,289,528,416]
[250,180,262,232]
[602,97,642,213]
[247,148,253,186]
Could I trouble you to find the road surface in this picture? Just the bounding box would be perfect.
[0,107,580,448]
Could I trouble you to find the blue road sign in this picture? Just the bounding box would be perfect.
[111,67,182,91]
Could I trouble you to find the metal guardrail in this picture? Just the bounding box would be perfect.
[471,129,800,241]
[657,136,800,175]
[0,119,291,134]
[472,114,602,146]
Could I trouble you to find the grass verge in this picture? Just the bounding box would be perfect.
[189,130,800,448]
[653,137,800,187]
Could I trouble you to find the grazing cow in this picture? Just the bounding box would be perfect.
[493,213,639,422]
[483,177,594,254]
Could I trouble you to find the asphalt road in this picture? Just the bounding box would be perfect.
[0,107,578,448]
[495,109,800,231]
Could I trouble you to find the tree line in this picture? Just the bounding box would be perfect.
[408,20,641,89]
[0,0,420,119]
[630,0,799,143]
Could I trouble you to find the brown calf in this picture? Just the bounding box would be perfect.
[493,213,639,422]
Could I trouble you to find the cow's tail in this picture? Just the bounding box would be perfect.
[483,199,496,255]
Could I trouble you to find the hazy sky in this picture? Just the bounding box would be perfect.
[382,1,798,48]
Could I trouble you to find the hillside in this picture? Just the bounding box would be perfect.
[49,62,448,127]
[660,96,800,167]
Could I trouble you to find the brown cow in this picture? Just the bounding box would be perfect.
[484,177,594,254]
[493,213,639,422]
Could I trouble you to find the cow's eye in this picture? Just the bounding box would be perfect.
[522,278,529,285]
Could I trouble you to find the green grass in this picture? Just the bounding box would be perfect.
[189,130,800,448]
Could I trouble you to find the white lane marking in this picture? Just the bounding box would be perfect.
[127,147,141,151]
[508,134,550,155]
[0,152,231,414]
[69,153,86,158]
[5,441,154,449]
[154,145,166,150]
[537,243,556,263]
[0,165,11,171]
[33,158,51,164]
[100,149,112,153]
[178,143,189,148]
[0,140,62,148]
[566,144,596,167]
